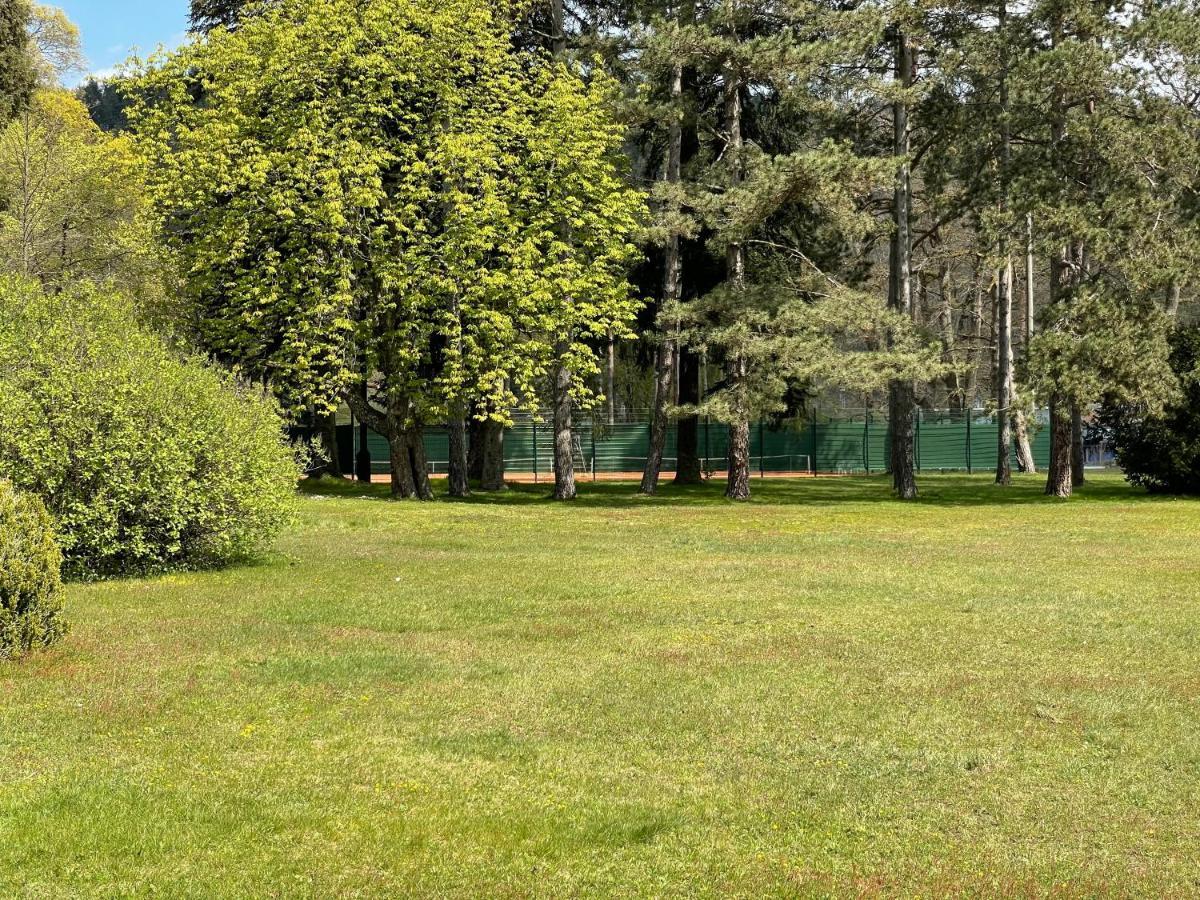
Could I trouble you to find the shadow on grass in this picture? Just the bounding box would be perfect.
[300,471,1168,509]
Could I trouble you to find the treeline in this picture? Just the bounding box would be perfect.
[95,1,1200,501]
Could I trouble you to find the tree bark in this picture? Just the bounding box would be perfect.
[722,54,750,501]
[406,423,434,500]
[726,416,750,501]
[447,412,469,498]
[607,331,616,424]
[674,350,703,484]
[480,419,506,491]
[467,415,484,482]
[888,27,918,499]
[552,345,576,500]
[996,259,1014,485]
[1013,406,1036,474]
[1045,395,1072,497]
[387,431,418,499]
[318,410,341,478]
[641,60,684,496]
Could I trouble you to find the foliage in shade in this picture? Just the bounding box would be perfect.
[0,276,301,578]
[0,0,35,125]
[0,479,66,660]
[1106,325,1200,495]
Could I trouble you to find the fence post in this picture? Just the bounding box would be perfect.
[810,407,818,475]
[533,420,538,484]
[591,422,597,482]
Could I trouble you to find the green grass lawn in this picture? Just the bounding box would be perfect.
[2,474,1199,897]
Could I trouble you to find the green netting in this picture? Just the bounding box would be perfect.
[352,410,1052,476]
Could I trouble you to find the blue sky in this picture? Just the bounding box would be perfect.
[58,0,190,82]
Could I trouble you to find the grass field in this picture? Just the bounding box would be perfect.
[2,474,1199,897]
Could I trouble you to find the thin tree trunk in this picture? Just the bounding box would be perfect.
[548,0,576,501]
[552,342,576,500]
[607,331,616,424]
[1013,406,1035,474]
[996,261,1014,485]
[674,350,703,484]
[447,412,469,498]
[480,419,506,491]
[888,27,917,499]
[1070,404,1085,488]
[722,53,750,501]
[1025,213,1035,346]
[641,60,684,496]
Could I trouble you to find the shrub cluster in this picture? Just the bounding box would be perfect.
[1106,325,1200,495]
[0,480,67,660]
[0,277,301,578]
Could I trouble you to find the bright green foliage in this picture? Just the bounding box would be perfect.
[134,0,644,429]
[1106,325,1200,494]
[0,276,300,578]
[0,479,66,660]
[0,90,156,294]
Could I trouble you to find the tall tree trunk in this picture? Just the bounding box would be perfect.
[722,55,750,501]
[1013,405,1036,474]
[607,331,616,424]
[994,0,1014,486]
[318,410,341,478]
[387,431,418,499]
[996,261,1014,485]
[480,419,506,491]
[447,412,469,498]
[674,350,703,484]
[726,416,750,501]
[1046,395,1072,498]
[467,414,484,481]
[406,423,434,500]
[888,27,917,499]
[548,0,576,501]
[552,341,577,500]
[1015,211,1036,474]
[641,60,684,496]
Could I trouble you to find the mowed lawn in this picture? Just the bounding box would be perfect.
[2,474,1199,897]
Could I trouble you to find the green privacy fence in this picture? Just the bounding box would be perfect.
[343,408,1051,477]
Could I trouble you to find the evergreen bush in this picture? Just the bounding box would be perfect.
[0,480,67,660]
[1106,325,1200,495]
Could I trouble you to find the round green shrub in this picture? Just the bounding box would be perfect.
[0,480,67,660]
[0,276,301,578]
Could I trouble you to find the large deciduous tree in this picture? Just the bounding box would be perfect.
[137,0,642,499]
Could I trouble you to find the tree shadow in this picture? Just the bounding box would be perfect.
[299,472,1171,509]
